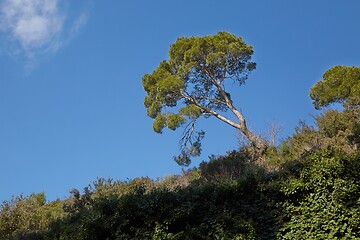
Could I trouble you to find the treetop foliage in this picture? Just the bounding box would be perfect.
[310,66,360,109]
[143,32,255,131]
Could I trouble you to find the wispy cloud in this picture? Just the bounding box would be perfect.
[70,12,89,37]
[0,0,90,70]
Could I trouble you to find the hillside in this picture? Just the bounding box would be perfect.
[1,128,359,239]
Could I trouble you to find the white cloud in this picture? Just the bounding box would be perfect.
[0,0,90,69]
[1,0,64,51]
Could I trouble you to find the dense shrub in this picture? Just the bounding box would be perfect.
[42,175,277,239]
[199,151,266,183]
[278,150,360,239]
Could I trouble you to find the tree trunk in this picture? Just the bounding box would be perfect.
[232,109,268,157]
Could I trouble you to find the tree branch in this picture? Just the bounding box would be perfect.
[180,91,241,130]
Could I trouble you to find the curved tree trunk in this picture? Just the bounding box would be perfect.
[204,69,268,157]
[206,105,267,156]
[182,92,268,158]
[181,70,268,160]
[232,109,268,156]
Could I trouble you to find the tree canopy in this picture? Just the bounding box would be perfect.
[310,66,360,109]
[142,32,267,165]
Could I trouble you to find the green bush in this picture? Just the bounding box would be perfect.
[278,150,360,239]
[0,193,63,240]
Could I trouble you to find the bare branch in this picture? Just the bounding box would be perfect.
[203,67,233,107]
[180,121,196,147]
[196,95,227,106]
[266,121,283,146]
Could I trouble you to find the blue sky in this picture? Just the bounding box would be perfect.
[1,0,359,202]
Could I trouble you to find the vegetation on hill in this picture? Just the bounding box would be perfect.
[1,147,359,239]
